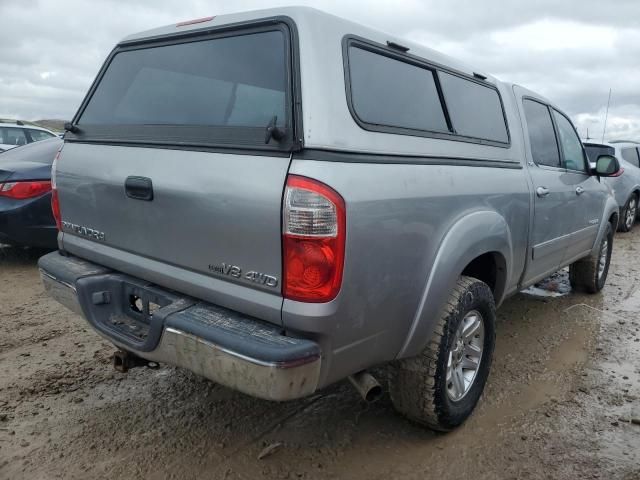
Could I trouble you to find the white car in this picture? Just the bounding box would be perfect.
[584,141,640,232]
[0,121,58,152]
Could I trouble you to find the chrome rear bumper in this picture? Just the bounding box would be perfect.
[39,252,321,401]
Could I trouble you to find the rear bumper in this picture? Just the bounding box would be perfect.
[39,251,321,401]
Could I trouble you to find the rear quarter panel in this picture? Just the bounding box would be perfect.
[284,159,529,386]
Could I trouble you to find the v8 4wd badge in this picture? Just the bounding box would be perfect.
[209,263,278,288]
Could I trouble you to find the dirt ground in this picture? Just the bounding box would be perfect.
[0,236,639,480]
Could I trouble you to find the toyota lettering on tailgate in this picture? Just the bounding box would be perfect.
[61,221,106,242]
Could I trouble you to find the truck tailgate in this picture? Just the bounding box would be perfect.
[56,143,289,322]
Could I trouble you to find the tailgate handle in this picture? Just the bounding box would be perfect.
[125,176,154,201]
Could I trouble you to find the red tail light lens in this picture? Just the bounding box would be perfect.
[283,176,346,302]
[0,181,52,199]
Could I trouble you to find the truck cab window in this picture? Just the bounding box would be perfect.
[522,99,560,168]
[552,110,587,173]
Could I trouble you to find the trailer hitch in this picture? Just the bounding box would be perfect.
[113,350,159,373]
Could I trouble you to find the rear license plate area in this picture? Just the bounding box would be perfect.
[107,284,173,342]
[76,274,187,351]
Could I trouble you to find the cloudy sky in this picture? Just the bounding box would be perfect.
[1,0,638,141]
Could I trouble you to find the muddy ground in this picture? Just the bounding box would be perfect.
[0,236,639,480]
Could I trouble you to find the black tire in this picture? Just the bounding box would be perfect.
[389,276,496,431]
[618,194,638,233]
[569,222,613,293]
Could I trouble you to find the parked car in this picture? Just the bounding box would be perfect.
[584,141,640,232]
[39,7,620,432]
[0,121,59,152]
[0,137,62,248]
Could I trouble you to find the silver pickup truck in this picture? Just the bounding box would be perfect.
[40,7,621,431]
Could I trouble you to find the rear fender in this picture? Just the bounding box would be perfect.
[592,196,620,254]
[397,210,512,359]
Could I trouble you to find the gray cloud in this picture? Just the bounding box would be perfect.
[0,0,638,141]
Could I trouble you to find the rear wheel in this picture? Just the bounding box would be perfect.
[569,222,613,293]
[389,276,495,431]
[618,194,637,232]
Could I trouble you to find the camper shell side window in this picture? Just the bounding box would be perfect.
[343,36,511,148]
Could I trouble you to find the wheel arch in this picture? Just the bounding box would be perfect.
[593,196,620,255]
[611,210,620,229]
[623,186,640,210]
[396,210,513,359]
[461,251,508,304]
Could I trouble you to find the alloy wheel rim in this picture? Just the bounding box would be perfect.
[598,238,609,279]
[446,310,485,402]
[626,198,637,229]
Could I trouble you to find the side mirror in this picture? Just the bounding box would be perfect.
[594,154,621,177]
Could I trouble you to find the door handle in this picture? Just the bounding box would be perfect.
[536,186,550,198]
[576,186,585,195]
[125,176,154,201]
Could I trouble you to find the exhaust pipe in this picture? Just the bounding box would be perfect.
[113,350,159,373]
[348,371,382,403]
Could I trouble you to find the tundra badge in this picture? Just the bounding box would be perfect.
[61,221,106,241]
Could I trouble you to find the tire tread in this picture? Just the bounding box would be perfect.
[569,222,613,294]
[389,276,493,431]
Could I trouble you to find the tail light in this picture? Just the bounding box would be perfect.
[282,175,346,302]
[0,181,51,199]
[51,150,62,230]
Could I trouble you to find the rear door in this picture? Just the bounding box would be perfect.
[550,109,605,263]
[57,22,298,323]
[519,95,576,283]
